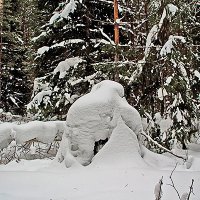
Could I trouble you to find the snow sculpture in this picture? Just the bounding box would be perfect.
[56,80,144,166]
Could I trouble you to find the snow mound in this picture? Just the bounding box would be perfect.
[13,121,57,144]
[0,123,14,149]
[142,146,178,169]
[0,121,66,149]
[91,118,147,168]
[58,80,144,166]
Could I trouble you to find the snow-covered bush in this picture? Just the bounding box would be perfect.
[56,80,144,167]
[0,121,66,164]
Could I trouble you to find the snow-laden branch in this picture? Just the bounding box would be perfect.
[49,0,78,24]
[99,28,115,45]
[160,35,186,56]
[141,131,187,161]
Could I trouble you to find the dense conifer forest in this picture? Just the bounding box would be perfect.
[0,0,199,150]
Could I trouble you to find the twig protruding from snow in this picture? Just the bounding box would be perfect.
[154,176,163,200]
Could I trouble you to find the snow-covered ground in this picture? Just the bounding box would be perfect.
[0,149,200,200]
[0,80,199,200]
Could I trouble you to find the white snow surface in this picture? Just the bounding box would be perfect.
[0,80,200,199]
[60,80,143,166]
[91,118,147,168]
[0,145,200,200]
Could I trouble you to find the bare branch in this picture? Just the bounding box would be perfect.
[187,179,194,200]
[168,163,181,200]
[141,131,187,161]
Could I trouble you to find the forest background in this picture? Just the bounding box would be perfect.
[0,0,199,152]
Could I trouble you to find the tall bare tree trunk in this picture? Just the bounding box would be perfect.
[114,0,119,81]
[0,0,3,104]
[144,0,149,34]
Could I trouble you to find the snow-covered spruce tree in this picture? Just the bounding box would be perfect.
[0,0,31,115]
[93,0,158,105]
[28,0,116,119]
[28,0,157,119]
[130,1,200,150]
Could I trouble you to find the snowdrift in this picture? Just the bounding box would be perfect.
[56,80,145,167]
[0,121,65,149]
[91,118,147,168]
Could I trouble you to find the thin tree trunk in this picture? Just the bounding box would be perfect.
[114,0,119,81]
[144,0,149,34]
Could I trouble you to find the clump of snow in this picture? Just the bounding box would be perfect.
[10,96,19,107]
[37,46,49,55]
[144,25,158,57]
[49,0,78,24]
[32,32,47,42]
[159,117,173,134]
[61,0,77,19]
[175,107,183,122]
[30,146,37,156]
[181,193,189,200]
[53,57,83,79]
[65,39,84,44]
[164,76,173,86]
[57,80,144,166]
[55,135,81,168]
[157,87,168,101]
[50,12,60,24]
[160,35,186,56]
[27,90,52,110]
[32,77,49,96]
[145,4,179,58]
[166,3,178,17]
[194,70,200,79]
